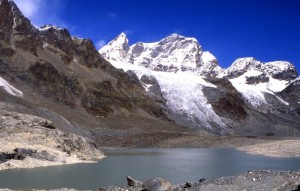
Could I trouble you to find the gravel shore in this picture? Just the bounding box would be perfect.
[238,139,300,157]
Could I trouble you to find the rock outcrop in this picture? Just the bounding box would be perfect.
[0,110,104,170]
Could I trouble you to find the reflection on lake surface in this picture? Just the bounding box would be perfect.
[0,148,299,190]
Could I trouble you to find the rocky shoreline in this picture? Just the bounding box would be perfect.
[99,170,300,191]
[0,170,299,191]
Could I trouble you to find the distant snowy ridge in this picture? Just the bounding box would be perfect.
[0,77,23,97]
[223,57,298,110]
[223,57,297,81]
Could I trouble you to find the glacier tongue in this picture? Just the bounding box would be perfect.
[103,59,227,132]
[154,71,227,132]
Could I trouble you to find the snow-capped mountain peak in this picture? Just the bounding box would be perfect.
[224,57,261,78]
[100,33,223,76]
[224,57,298,81]
[99,32,129,60]
[224,57,298,112]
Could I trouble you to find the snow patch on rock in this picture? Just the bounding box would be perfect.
[0,77,23,97]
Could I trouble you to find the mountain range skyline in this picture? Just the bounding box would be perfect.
[13,0,300,72]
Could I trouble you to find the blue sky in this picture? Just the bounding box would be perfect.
[14,0,300,71]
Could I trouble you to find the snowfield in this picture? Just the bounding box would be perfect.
[229,70,289,108]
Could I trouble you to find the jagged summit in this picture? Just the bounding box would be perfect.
[99,33,223,75]
[111,32,128,46]
[99,32,129,60]
[160,33,196,43]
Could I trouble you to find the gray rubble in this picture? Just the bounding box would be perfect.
[99,170,300,191]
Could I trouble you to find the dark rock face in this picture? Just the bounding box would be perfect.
[141,75,163,97]
[272,68,298,81]
[280,79,300,103]
[39,25,74,63]
[0,150,26,162]
[0,0,15,43]
[0,148,40,163]
[141,75,158,85]
[263,62,299,81]
[246,73,269,84]
[0,0,41,54]
[140,74,169,118]
[22,61,80,107]
[204,77,247,122]
[72,38,104,67]
[130,42,144,57]
[126,70,143,88]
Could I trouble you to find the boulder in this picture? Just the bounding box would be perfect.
[292,184,300,191]
[143,177,173,191]
[126,176,143,187]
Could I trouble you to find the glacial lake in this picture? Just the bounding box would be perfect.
[0,148,299,190]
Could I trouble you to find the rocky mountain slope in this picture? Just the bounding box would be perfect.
[99,33,300,136]
[0,0,196,151]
